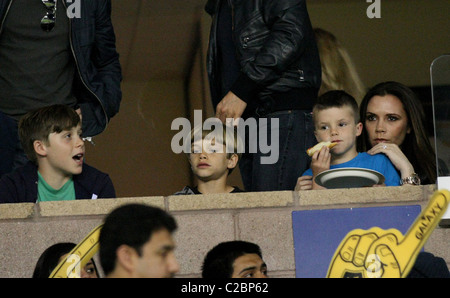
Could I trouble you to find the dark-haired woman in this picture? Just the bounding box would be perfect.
[359,81,437,185]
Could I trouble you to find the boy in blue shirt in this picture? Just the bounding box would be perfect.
[295,90,400,190]
[0,105,116,203]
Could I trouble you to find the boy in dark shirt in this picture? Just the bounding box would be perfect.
[174,121,243,195]
[0,105,115,203]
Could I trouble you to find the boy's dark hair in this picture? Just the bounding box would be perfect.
[202,240,263,278]
[313,90,360,124]
[18,104,81,164]
[99,204,178,275]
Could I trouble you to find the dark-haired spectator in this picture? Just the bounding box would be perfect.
[202,240,268,278]
[359,81,438,185]
[33,242,98,278]
[99,204,179,278]
[0,105,116,203]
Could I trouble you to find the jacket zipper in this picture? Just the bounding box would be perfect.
[242,31,270,49]
[228,0,240,62]
[62,0,109,136]
[228,0,234,31]
[0,0,13,36]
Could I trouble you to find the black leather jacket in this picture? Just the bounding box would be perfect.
[206,0,321,115]
[0,0,122,137]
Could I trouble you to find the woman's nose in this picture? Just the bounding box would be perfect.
[375,120,386,132]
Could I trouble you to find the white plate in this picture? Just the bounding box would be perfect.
[315,167,385,189]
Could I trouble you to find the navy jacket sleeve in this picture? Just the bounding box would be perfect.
[0,162,38,204]
[0,174,21,204]
[89,0,122,120]
[93,173,116,199]
[74,0,122,137]
[74,163,116,199]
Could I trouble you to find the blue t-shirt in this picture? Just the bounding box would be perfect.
[302,152,400,186]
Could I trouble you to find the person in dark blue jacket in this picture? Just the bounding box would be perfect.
[0,105,116,204]
[0,0,122,178]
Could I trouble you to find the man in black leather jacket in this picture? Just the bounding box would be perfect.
[0,0,122,177]
[205,0,321,191]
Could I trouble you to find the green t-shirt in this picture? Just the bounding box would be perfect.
[37,172,76,202]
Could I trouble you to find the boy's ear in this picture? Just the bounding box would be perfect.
[227,154,239,170]
[355,122,363,137]
[33,140,48,157]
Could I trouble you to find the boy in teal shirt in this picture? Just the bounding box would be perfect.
[0,105,115,203]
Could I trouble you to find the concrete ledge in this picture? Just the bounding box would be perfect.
[0,203,35,219]
[3,185,436,218]
[167,191,293,211]
[297,185,432,207]
[38,196,165,217]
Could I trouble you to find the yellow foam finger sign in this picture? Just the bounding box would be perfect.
[367,189,449,278]
[327,189,449,278]
[364,230,404,278]
[49,224,103,278]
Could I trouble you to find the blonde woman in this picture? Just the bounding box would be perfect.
[314,28,366,105]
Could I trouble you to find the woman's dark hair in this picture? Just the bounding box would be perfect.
[33,243,76,278]
[358,81,437,183]
[33,242,100,278]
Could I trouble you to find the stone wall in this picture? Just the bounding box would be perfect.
[0,185,448,278]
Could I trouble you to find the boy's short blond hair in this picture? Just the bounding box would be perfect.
[312,90,360,127]
[18,105,81,165]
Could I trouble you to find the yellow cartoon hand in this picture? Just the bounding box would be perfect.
[327,228,399,278]
[327,189,449,278]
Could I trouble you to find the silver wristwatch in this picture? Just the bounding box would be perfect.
[400,173,421,185]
